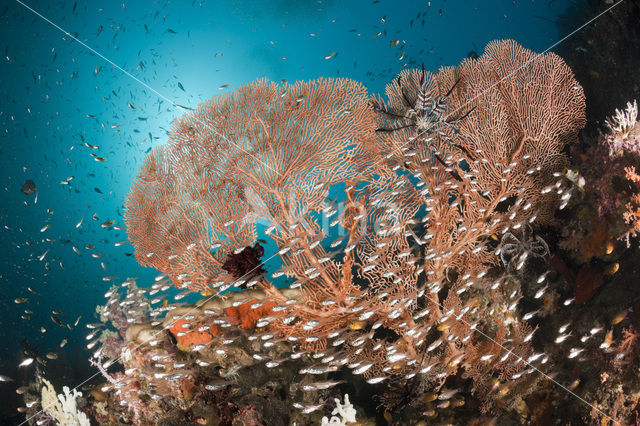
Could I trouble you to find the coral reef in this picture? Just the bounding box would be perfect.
[85,283,343,425]
[113,39,590,423]
[53,40,640,425]
[560,99,640,306]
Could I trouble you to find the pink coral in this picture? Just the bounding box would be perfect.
[603,100,639,156]
[622,166,640,245]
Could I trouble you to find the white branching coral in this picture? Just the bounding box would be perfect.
[321,393,357,425]
[605,100,638,139]
[41,378,90,426]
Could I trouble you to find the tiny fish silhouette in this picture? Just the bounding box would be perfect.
[21,179,36,195]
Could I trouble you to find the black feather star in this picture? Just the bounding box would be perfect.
[221,243,266,287]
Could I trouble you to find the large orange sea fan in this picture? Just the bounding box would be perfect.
[124,77,377,294]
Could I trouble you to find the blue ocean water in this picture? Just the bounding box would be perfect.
[0,0,586,423]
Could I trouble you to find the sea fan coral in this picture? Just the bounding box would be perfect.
[123,40,585,417]
[125,77,376,295]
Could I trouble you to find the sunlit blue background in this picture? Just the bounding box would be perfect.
[0,0,585,421]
